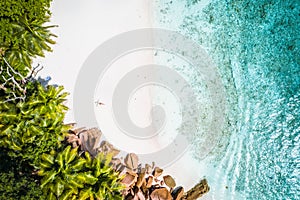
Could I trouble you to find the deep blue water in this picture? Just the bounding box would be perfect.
[155,0,300,199]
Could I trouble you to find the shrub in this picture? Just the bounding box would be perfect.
[0,0,55,77]
[0,80,70,167]
[0,1,126,199]
[0,149,46,200]
[38,145,125,200]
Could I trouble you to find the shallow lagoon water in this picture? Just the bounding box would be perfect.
[154,0,299,199]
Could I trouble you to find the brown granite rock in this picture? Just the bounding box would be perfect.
[66,127,87,147]
[146,176,154,188]
[67,127,210,200]
[140,183,149,199]
[111,157,121,164]
[117,164,126,174]
[152,167,163,178]
[99,140,120,157]
[125,153,139,170]
[136,190,146,200]
[145,164,152,174]
[122,172,138,187]
[70,127,86,135]
[136,171,146,188]
[66,133,80,148]
[79,128,102,157]
[183,179,210,200]
[163,175,176,189]
[150,188,172,200]
[132,186,139,194]
[171,186,184,200]
[111,158,122,171]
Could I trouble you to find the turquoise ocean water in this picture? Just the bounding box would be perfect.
[154,0,299,199]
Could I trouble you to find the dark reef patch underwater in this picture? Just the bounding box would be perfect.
[155,0,299,199]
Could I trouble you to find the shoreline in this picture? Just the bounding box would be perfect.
[35,0,209,197]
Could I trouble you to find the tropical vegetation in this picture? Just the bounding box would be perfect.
[0,1,209,199]
[0,0,126,199]
[38,146,124,200]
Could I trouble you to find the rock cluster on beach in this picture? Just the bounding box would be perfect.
[114,153,209,200]
[67,127,210,200]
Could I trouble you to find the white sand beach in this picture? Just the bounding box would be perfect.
[36,0,207,194]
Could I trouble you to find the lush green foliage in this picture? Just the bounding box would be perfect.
[0,0,55,77]
[0,1,125,199]
[0,0,52,22]
[0,80,70,167]
[0,149,46,199]
[39,145,124,200]
[0,172,44,200]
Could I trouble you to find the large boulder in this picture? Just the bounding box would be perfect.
[150,188,172,200]
[124,153,139,170]
[79,128,102,157]
[163,175,176,189]
[171,186,184,200]
[183,179,210,200]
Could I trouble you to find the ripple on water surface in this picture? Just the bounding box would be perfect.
[155,0,300,199]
